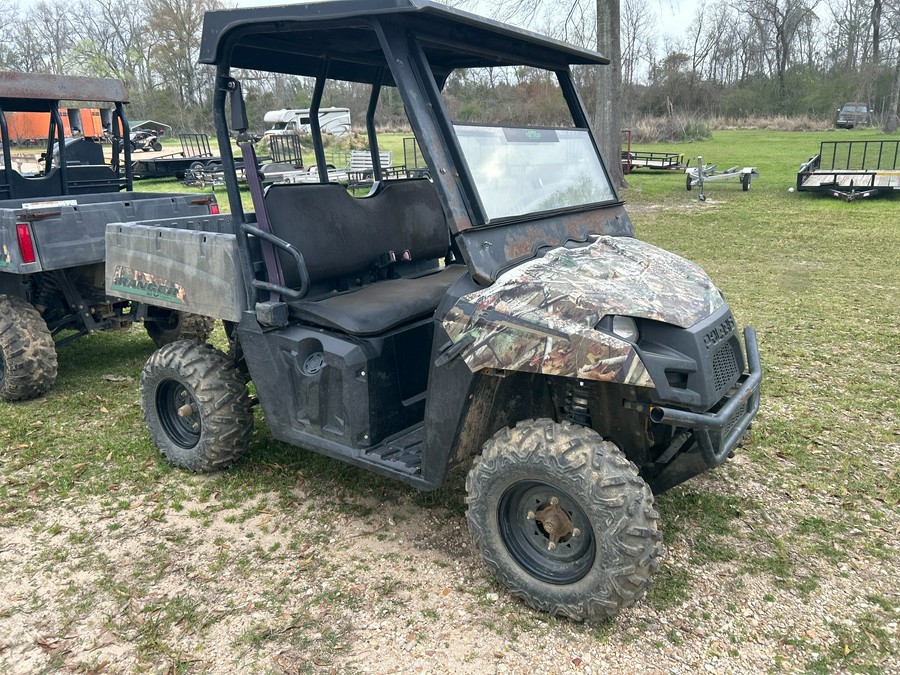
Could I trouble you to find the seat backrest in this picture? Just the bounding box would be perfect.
[7,165,123,199]
[263,179,448,291]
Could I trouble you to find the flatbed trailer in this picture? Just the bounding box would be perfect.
[620,129,683,174]
[797,140,900,201]
[621,150,683,173]
[132,133,221,180]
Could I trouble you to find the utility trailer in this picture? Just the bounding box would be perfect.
[620,130,683,174]
[622,150,683,173]
[132,133,221,180]
[797,140,900,201]
[0,72,216,401]
[106,0,761,622]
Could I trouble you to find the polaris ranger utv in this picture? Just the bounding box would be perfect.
[106,0,762,620]
[0,72,216,401]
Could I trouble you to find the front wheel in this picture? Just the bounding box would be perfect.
[741,173,751,191]
[466,419,662,621]
[151,141,162,152]
[0,295,58,401]
[141,341,253,472]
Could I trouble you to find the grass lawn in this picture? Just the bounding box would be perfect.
[1,128,897,673]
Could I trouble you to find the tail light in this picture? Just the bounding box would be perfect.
[16,224,36,264]
[210,204,220,215]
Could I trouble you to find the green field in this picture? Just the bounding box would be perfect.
[1,129,897,673]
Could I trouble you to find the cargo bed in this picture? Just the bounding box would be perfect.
[0,191,216,272]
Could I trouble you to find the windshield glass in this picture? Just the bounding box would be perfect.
[454,124,615,221]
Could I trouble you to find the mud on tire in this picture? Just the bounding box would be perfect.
[465,418,662,621]
[0,295,58,401]
[144,308,215,348]
[141,341,253,472]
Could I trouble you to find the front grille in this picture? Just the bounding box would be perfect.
[723,399,747,438]
[712,344,739,394]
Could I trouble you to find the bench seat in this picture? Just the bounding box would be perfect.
[261,179,464,336]
[288,265,466,335]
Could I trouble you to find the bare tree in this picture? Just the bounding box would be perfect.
[18,0,73,74]
[883,1,900,131]
[68,0,158,94]
[742,0,821,100]
[621,0,656,118]
[146,0,221,111]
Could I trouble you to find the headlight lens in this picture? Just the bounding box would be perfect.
[611,316,639,342]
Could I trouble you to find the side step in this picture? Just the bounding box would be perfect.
[365,425,424,477]
[269,422,433,489]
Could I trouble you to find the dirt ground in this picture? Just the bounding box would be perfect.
[1,448,897,674]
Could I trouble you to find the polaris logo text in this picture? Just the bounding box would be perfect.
[704,316,736,350]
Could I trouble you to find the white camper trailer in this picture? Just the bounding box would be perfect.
[263,107,351,137]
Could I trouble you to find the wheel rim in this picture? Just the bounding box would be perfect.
[156,379,201,448]
[498,480,595,585]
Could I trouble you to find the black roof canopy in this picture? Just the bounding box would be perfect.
[200,0,609,84]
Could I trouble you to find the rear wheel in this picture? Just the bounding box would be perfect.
[151,141,162,152]
[144,308,215,348]
[0,295,58,401]
[685,174,693,191]
[741,173,751,191]
[466,419,662,621]
[141,341,253,472]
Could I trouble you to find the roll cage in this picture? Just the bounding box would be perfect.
[203,0,628,300]
[0,72,134,199]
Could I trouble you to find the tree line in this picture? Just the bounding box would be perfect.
[0,0,898,135]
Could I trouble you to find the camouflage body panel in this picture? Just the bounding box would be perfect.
[443,236,725,386]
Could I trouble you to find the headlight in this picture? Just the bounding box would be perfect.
[596,315,640,343]
[611,316,639,342]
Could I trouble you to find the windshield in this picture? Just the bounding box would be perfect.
[454,124,615,221]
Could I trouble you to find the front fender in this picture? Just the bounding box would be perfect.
[443,236,725,387]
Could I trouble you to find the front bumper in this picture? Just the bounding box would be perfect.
[647,327,762,469]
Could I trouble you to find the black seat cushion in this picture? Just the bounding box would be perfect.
[288,265,467,335]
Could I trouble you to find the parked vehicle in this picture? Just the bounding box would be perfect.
[107,0,761,621]
[130,129,163,152]
[835,102,870,128]
[0,72,216,401]
[263,107,351,137]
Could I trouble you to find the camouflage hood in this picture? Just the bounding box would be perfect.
[442,236,725,386]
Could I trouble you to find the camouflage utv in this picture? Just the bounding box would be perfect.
[106,0,762,620]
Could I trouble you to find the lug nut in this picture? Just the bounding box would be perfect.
[527,511,535,520]
[177,403,194,417]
